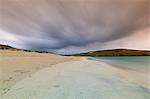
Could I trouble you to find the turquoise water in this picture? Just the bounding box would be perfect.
[90,56,150,63]
[89,56,150,72]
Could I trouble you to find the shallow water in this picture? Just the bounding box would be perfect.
[92,56,150,64]
[89,56,150,72]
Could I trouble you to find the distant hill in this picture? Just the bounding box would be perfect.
[1,44,150,56]
[70,49,150,56]
[0,44,52,54]
[0,44,20,51]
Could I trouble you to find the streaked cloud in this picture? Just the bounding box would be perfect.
[0,0,149,54]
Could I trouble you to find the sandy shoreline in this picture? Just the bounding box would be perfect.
[0,50,149,99]
[0,50,79,95]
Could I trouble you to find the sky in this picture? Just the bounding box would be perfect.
[0,0,149,54]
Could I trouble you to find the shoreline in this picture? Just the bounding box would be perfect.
[85,57,149,88]
[0,50,79,96]
[1,50,149,98]
[3,58,149,99]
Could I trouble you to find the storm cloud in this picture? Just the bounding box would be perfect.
[0,0,149,54]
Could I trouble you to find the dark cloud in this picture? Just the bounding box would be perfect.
[0,0,149,53]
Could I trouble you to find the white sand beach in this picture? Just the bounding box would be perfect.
[0,50,79,96]
[0,50,149,99]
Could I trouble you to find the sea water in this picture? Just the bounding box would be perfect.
[89,56,150,73]
[92,56,150,63]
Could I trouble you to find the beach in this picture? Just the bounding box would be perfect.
[0,50,79,96]
[0,50,149,99]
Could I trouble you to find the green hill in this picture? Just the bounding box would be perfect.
[71,49,150,56]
